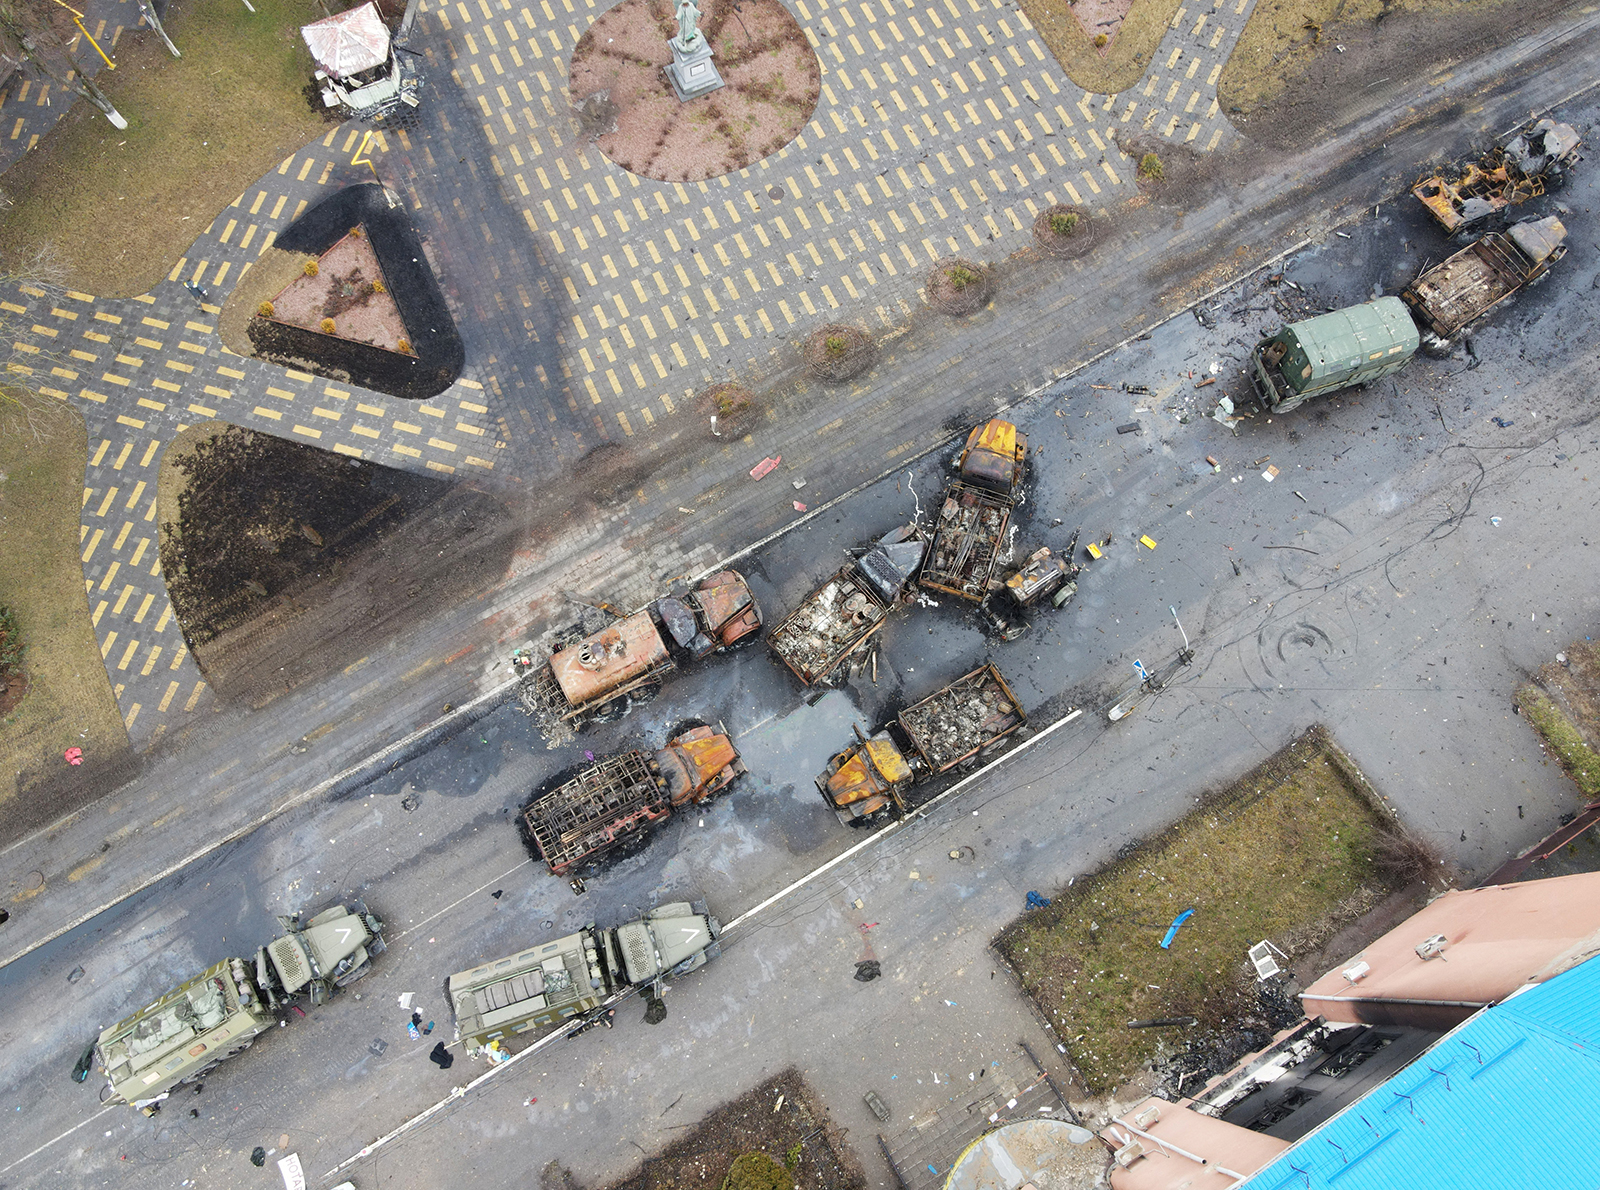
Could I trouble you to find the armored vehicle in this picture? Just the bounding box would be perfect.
[515,571,762,724]
[521,726,747,878]
[1250,297,1419,413]
[94,901,384,1109]
[921,420,1029,602]
[817,663,1026,824]
[449,900,720,1056]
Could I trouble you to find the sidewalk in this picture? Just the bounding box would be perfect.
[4,11,1597,972]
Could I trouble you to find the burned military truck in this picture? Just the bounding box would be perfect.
[816,663,1027,824]
[516,571,762,724]
[1412,119,1582,235]
[522,726,747,879]
[93,901,385,1110]
[920,420,1028,603]
[767,525,926,686]
[1401,216,1568,340]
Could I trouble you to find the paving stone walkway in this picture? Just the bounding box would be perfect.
[6,0,1261,749]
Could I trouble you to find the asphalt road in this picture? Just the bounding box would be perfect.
[4,77,1598,1186]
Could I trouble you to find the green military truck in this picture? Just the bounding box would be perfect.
[1249,296,1419,412]
[448,900,720,1057]
[92,901,384,1111]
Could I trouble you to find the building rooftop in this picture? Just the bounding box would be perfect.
[1241,952,1600,1190]
[1300,871,1600,1029]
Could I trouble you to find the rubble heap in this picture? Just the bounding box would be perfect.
[899,668,1023,770]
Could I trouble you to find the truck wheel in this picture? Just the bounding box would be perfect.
[334,959,372,988]
[630,683,661,707]
[591,697,629,723]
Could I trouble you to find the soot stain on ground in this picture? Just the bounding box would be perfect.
[159,424,522,707]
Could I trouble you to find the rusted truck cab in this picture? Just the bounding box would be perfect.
[958,418,1028,495]
[818,731,916,824]
[1412,119,1581,235]
[654,725,747,806]
[658,570,763,659]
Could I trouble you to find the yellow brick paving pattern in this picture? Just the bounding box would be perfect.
[8,0,1259,743]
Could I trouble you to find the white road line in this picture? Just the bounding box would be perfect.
[326,708,1086,1178]
[389,858,533,943]
[0,1105,118,1175]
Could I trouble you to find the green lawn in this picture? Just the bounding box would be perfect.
[0,0,331,298]
[996,728,1401,1093]
[0,401,129,828]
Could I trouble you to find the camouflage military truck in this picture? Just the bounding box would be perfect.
[449,900,720,1056]
[93,901,384,1110]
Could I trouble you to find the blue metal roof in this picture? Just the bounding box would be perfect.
[1241,955,1600,1190]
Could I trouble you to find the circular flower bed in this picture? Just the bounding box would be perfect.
[803,324,875,384]
[926,258,993,316]
[1033,204,1097,260]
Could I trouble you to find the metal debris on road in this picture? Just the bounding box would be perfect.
[1139,535,1158,550]
[1116,422,1142,435]
[1262,465,1281,482]
[1294,490,1308,501]
[749,456,781,480]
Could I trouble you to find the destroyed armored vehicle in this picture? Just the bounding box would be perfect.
[1412,119,1582,235]
[93,901,384,1110]
[817,663,1026,824]
[921,420,1028,602]
[1250,297,1420,412]
[1400,216,1568,340]
[767,524,926,686]
[449,899,721,1056]
[521,726,746,878]
[515,571,761,724]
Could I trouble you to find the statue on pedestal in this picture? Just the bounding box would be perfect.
[673,0,701,50]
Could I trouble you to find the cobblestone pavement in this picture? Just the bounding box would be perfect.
[0,0,1301,751]
[0,0,136,172]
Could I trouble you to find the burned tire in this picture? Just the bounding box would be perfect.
[629,683,661,707]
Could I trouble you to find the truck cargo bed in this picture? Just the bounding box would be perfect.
[768,567,891,686]
[898,663,1025,772]
[921,483,1012,601]
[523,752,671,875]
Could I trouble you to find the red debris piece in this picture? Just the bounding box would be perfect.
[64,747,83,766]
[793,501,808,512]
[749,456,781,480]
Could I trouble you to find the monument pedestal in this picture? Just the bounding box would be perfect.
[664,37,724,101]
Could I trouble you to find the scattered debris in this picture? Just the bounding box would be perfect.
[854,960,881,982]
[1205,455,1221,470]
[1262,465,1280,482]
[64,747,83,766]
[1139,535,1158,550]
[749,456,781,480]
[1025,891,1052,910]
[793,501,808,512]
[1159,908,1196,949]
[1195,377,1216,389]
[1116,422,1142,435]
[1293,490,1308,502]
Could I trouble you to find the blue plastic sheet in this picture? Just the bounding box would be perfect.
[1159,908,1195,949]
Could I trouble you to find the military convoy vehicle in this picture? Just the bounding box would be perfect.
[521,726,746,879]
[448,900,721,1056]
[767,524,926,686]
[1412,119,1581,235]
[515,571,761,724]
[1400,216,1568,340]
[817,663,1026,824]
[920,420,1028,602]
[1249,297,1420,413]
[94,901,384,1110]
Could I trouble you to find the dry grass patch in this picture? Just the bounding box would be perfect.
[0,0,328,298]
[0,402,130,837]
[1219,0,1518,114]
[996,726,1407,1094]
[1517,641,1600,799]
[1019,0,1183,96]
